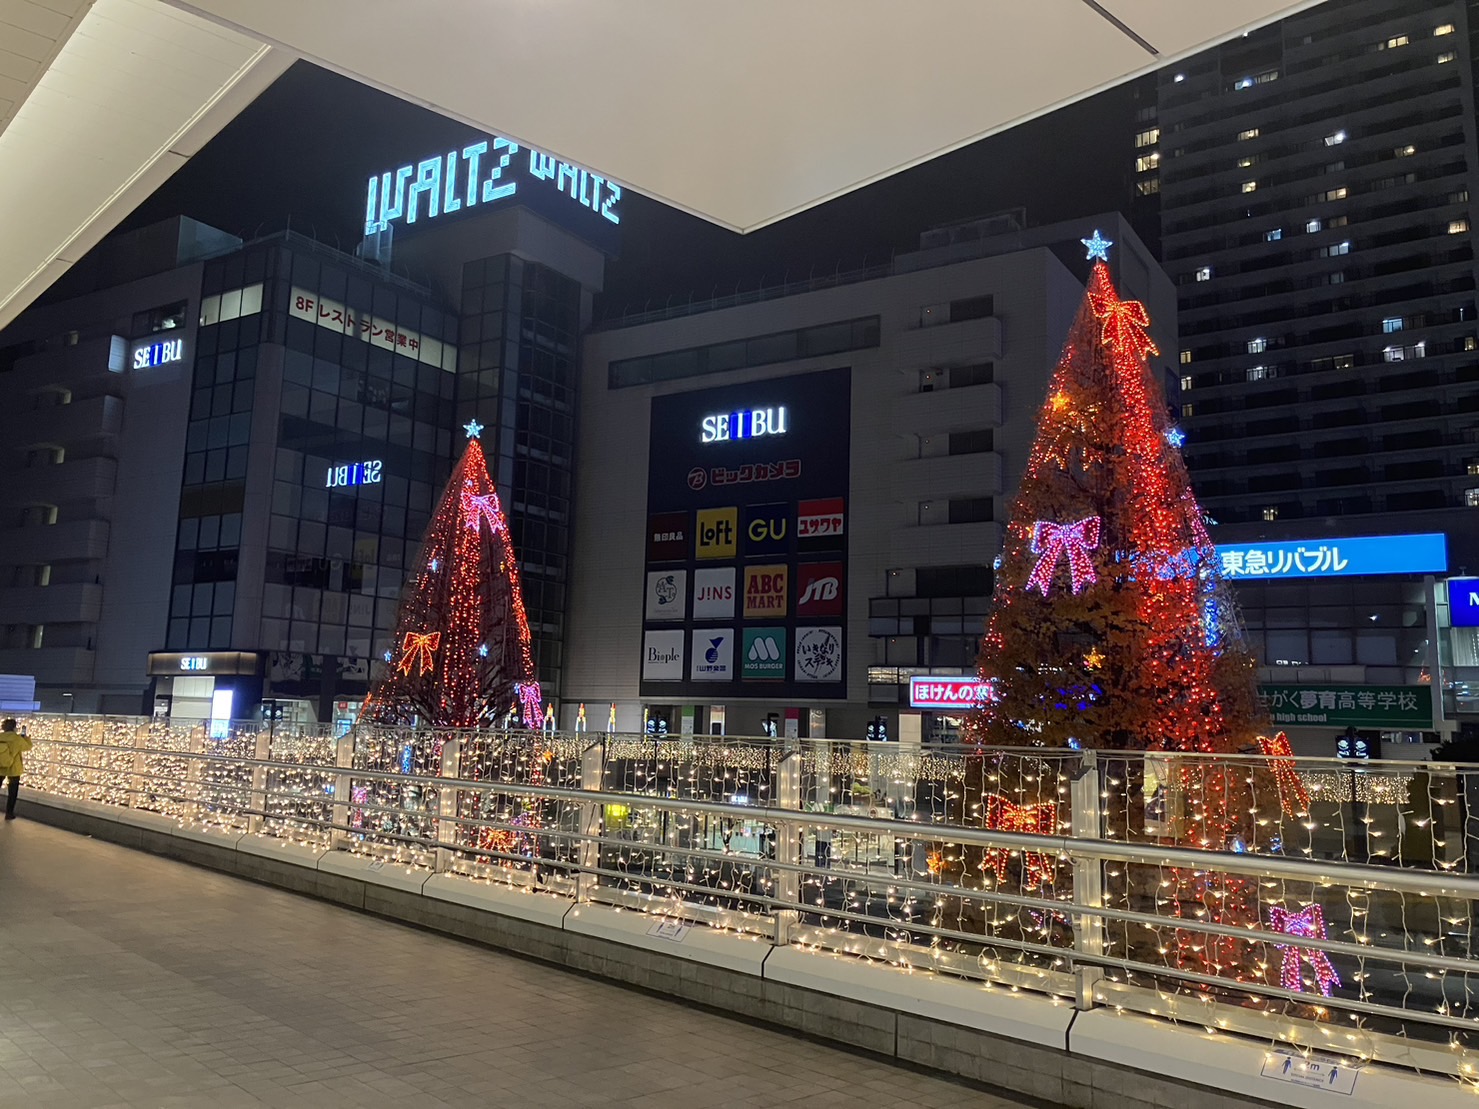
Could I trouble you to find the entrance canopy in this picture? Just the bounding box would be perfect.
[0,0,1323,329]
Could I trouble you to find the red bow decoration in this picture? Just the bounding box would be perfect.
[1026,516,1101,596]
[1268,903,1340,997]
[1088,283,1159,364]
[463,490,506,535]
[1258,731,1309,817]
[981,794,1058,886]
[396,631,441,676]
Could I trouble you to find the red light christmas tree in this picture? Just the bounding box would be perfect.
[361,420,541,728]
[962,231,1273,981]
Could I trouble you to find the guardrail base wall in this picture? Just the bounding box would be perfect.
[24,796,1473,1109]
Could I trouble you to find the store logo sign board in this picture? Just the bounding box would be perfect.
[744,503,789,556]
[132,337,185,369]
[795,627,843,683]
[798,497,845,549]
[700,406,788,443]
[743,628,787,680]
[692,568,736,620]
[910,676,996,710]
[744,565,789,618]
[1217,533,1446,579]
[1258,684,1431,729]
[695,507,737,559]
[1450,578,1479,627]
[647,512,688,562]
[796,562,844,618]
[645,570,688,622]
[691,629,735,681]
[642,631,684,681]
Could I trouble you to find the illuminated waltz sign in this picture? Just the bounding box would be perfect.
[365,137,622,236]
[700,406,788,444]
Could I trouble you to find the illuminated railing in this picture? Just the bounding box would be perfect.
[20,715,1479,1082]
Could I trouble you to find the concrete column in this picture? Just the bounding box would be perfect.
[774,749,802,944]
[129,724,149,809]
[577,740,604,902]
[330,733,355,850]
[247,730,270,834]
[1069,750,1104,1010]
[435,737,461,874]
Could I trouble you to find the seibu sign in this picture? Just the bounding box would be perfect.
[909,676,996,711]
[701,406,788,444]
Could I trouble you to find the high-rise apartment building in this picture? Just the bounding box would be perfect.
[1158,0,1479,525]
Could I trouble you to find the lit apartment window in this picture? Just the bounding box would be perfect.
[1182,403,1195,417]
[1173,73,1186,83]
[1135,127,1160,148]
[1180,375,1193,392]
[1384,342,1427,362]
[1179,350,1193,365]
[1466,336,1478,352]
[1135,153,1160,173]
[1325,130,1347,146]
[1241,180,1258,194]
[1262,507,1279,521]
[1238,127,1260,141]
[1195,266,1212,282]
[1438,50,1457,64]
[1238,155,1258,169]
[1450,218,1470,234]
[11,565,50,588]
[1382,317,1404,333]
[1320,241,1352,257]
[26,446,63,467]
[20,505,57,527]
[1396,144,1417,158]
[1247,337,1268,354]
[1246,365,1269,382]
[1135,179,1160,196]
[1265,228,1282,242]
[1468,461,1479,476]
[1306,218,1323,233]
[1386,34,1409,48]
[1435,23,1455,36]
[1467,488,1479,507]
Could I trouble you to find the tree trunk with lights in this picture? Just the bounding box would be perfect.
[361,426,541,728]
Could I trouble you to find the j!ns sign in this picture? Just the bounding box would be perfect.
[365,137,621,236]
[700,406,788,444]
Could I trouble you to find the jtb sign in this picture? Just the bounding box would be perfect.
[365,137,621,236]
[1217,533,1447,580]
[910,676,996,711]
[701,407,788,443]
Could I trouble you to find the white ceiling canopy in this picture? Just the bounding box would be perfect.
[0,0,1323,329]
[171,0,1325,233]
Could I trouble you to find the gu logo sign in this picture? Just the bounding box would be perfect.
[798,498,845,549]
[796,562,844,618]
[743,566,788,618]
[695,507,737,559]
[744,503,789,556]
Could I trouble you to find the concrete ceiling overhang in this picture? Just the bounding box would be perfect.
[172,0,1327,233]
[0,0,1325,331]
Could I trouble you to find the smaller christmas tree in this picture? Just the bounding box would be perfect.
[361,420,541,728]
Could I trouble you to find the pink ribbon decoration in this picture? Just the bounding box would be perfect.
[517,681,544,729]
[1026,516,1102,596]
[462,490,506,535]
[1268,903,1341,997]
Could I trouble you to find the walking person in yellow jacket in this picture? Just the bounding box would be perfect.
[0,718,32,820]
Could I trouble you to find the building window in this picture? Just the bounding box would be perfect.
[1438,50,1457,64]
[1325,130,1347,146]
[20,505,57,527]
[1395,144,1417,158]
[1182,403,1196,417]
[133,301,188,335]
[1179,350,1193,365]
[1435,23,1455,36]
[1385,34,1409,49]
[947,430,994,455]
[1246,365,1269,382]
[1262,507,1279,521]
[11,565,50,587]
[1306,218,1323,233]
[1265,228,1282,242]
[1135,178,1160,196]
[1467,489,1479,507]
[1384,342,1427,362]
[1334,354,1355,370]
[1320,241,1351,257]
[26,446,63,467]
[1238,127,1260,141]
[1468,461,1479,476]
[1180,374,1193,392]
[1241,180,1258,194]
[1135,153,1160,173]
[199,283,265,328]
[1134,127,1160,148]
[1450,219,1470,235]
[1173,73,1186,83]
[1382,317,1404,333]
[1195,266,1212,282]
[1238,155,1259,169]
[947,498,993,524]
[1247,337,1268,354]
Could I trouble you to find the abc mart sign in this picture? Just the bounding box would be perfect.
[909,676,995,711]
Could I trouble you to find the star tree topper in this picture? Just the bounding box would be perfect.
[463,418,484,439]
[1081,229,1113,262]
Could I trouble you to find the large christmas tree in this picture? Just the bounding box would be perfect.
[969,231,1262,759]
[961,232,1271,981]
[361,420,541,728]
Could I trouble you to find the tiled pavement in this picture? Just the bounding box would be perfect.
[0,819,1039,1108]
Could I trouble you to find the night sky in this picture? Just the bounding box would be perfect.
[117,62,1142,316]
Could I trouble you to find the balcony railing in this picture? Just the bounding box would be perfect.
[20,715,1479,1083]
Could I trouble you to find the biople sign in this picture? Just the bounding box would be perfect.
[365,137,621,237]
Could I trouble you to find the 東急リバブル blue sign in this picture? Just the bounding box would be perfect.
[1449,578,1479,626]
[365,137,620,237]
[1216,533,1447,580]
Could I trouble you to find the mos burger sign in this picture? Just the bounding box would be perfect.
[909,676,995,711]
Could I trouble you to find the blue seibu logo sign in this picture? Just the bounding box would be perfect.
[326,460,383,489]
[365,137,621,237]
[700,406,788,444]
[132,337,184,369]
